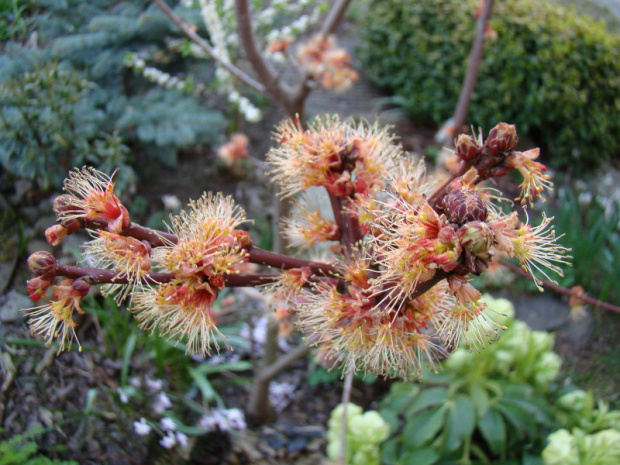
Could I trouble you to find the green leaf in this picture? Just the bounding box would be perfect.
[381,437,401,465]
[469,383,490,418]
[400,447,439,465]
[404,404,446,447]
[193,361,253,375]
[120,331,137,386]
[442,395,476,453]
[405,387,449,417]
[522,454,545,465]
[478,407,506,456]
[188,368,221,406]
[495,402,535,438]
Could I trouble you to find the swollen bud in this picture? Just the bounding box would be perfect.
[486,123,518,154]
[27,251,57,278]
[455,134,479,161]
[26,277,53,301]
[71,278,91,297]
[443,187,488,224]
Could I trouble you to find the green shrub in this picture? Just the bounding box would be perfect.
[0,0,225,191]
[546,183,620,302]
[0,62,134,191]
[359,0,620,171]
[378,295,560,464]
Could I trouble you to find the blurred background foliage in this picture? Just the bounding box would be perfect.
[358,0,620,172]
[0,0,225,195]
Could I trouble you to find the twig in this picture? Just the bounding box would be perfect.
[234,0,292,110]
[500,260,620,314]
[254,344,311,383]
[339,363,355,464]
[450,0,494,140]
[151,0,265,93]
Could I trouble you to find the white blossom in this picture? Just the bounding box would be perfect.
[152,392,172,414]
[134,417,152,436]
[161,417,177,431]
[160,432,177,449]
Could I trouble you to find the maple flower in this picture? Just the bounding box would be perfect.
[298,277,454,379]
[283,201,340,249]
[505,148,553,205]
[297,35,358,92]
[130,193,249,355]
[84,231,152,303]
[371,202,462,305]
[440,275,503,350]
[131,278,224,356]
[23,279,90,353]
[267,115,400,198]
[493,213,571,290]
[217,133,249,167]
[54,167,130,233]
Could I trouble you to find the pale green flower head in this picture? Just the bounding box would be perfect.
[480,294,515,326]
[533,352,561,386]
[349,410,391,443]
[542,429,578,465]
[530,330,555,353]
[328,402,363,434]
[444,347,473,372]
[557,389,588,411]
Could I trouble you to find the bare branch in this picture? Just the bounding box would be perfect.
[152,0,265,93]
[450,0,494,140]
[500,260,620,314]
[319,0,353,38]
[234,0,292,110]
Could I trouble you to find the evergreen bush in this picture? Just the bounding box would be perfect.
[0,0,224,191]
[358,0,620,171]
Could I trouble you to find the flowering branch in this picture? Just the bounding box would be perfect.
[23,117,576,384]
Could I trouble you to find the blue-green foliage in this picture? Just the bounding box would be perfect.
[0,0,225,191]
[0,62,133,190]
[359,0,620,171]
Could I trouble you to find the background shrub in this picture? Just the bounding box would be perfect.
[0,0,224,192]
[358,0,620,171]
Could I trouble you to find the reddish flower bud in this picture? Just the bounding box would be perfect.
[45,224,70,246]
[27,277,53,301]
[443,187,488,224]
[455,134,479,161]
[490,165,512,178]
[27,251,57,278]
[71,278,91,297]
[233,230,253,249]
[486,123,518,154]
[53,194,77,215]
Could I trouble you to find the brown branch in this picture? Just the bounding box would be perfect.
[319,0,353,38]
[247,247,337,276]
[55,263,280,288]
[500,260,620,314]
[152,0,265,93]
[450,0,494,141]
[56,263,173,285]
[254,343,311,383]
[234,0,292,111]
